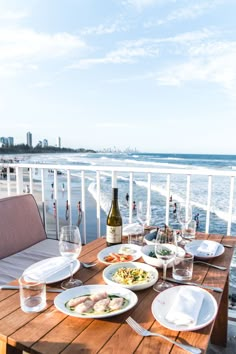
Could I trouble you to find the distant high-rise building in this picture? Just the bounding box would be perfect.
[42,139,48,147]
[7,137,14,146]
[26,132,32,147]
[57,136,61,148]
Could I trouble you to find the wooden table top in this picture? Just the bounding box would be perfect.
[0,233,235,354]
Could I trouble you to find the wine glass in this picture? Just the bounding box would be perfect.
[177,202,192,228]
[153,227,177,292]
[137,201,150,233]
[59,225,83,289]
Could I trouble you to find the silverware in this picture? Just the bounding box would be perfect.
[222,244,233,248]
[126,316,201,354]
[165,277,223,293]
[0,285,63,292]
[81,262,97,268]
[194,261,227,271]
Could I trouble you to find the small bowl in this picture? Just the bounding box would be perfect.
[144,229,182,245]
[141,244,185,268]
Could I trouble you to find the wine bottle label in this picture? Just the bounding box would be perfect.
[106,226,122,243]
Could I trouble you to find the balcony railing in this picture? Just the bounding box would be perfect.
[1,162,236,243]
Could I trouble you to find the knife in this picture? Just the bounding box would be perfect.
[165,277,223,293]
[0,285,63,293]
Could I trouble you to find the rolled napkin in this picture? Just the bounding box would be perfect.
[165,287,204,326]
[23,257,71,281]
[196,240,219,256]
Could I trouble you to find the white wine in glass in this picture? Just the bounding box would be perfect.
[59,225,82,289]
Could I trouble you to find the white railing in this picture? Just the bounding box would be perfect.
[1,162,236,243]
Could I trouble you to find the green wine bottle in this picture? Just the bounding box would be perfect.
[106,188,122,246]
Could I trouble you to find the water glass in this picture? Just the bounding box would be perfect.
[19,275,46,313]
[172,253,194,281]
[181,220,196,240]
[128,231,144,246]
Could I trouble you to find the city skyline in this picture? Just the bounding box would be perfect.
[1,1,236,154]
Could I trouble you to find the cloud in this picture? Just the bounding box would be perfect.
[123,0,160,11]
[155,40,236,97]
[68,38,160,69]
[0,28,86,76]
[145,0,225,27]
[0,9,29,20]
[96,122,129,128]
[80,21,129,36]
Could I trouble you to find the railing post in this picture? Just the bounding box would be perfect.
[206,175,212,233]
[147,173,151,225]
[81,171,86,244]
[165,174,170,226]
[96,171,101,238]
[67,170,72,226]
[41,168,47,230]
[129,172,134,224]
[15,166,24,194]
[227,176,234,235]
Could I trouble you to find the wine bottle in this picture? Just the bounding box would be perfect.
[106,188,122,246]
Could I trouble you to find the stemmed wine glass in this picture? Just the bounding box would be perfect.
[177,202,192,228]
[59,225,83,289]
[177,202,192,244]
[137,201,150,233]
[153,227,177,292]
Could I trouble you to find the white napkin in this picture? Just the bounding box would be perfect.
[123,223,143,236]
[24,257,71,281]
[196,240,219,256]
[165,287,204,326]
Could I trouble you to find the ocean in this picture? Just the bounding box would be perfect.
[14,151,236,293]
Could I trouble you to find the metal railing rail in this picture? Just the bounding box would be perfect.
[1,162,236,241]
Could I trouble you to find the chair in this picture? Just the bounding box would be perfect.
[0,194,60,285]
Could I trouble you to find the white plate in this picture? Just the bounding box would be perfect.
[184,240,224,259]
[152,285,218,331]
[23,257,80,284]
[97,244,142,265]
[103,262,158,291]
[54,284,138,318]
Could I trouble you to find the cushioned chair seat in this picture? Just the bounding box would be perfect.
[0,239,60,285]
[0,194,60,285]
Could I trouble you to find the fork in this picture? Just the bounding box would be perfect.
[194,261,227,271]
[126,317,201,354]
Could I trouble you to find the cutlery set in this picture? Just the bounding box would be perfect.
[165,277,223,293]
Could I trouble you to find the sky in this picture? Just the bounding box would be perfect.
[1,0,236,154]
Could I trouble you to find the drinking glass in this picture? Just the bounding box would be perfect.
[177,202,192,229]
[59,225,82,289]
[137,201,150,233]
[153,228,177,292]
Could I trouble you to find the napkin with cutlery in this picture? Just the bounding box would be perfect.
[23,257,71,281]
[196,240,219,256]
[165,287,204,326]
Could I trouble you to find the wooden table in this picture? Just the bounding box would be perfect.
[0,233,235,354]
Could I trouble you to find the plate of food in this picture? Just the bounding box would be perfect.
[102,262,158,291]
[54,284,138,318]
[184,240,224,259]
[97,244,142,265]
[151,285,218,331]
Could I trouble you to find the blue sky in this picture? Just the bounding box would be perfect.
[0,0,236,154]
